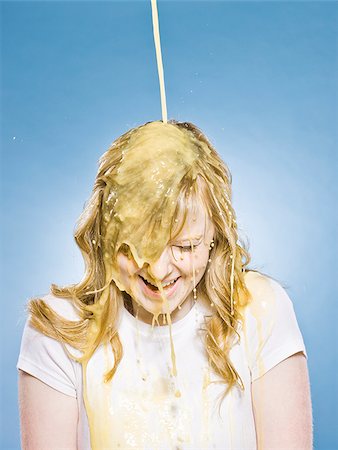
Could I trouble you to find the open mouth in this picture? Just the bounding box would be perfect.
[139,275,180,292]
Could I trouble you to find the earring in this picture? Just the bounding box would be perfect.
[209,239,215,250]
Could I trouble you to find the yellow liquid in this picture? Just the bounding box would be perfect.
[157,281,178,378]
[151,0,168,123]
[80,125,204,448]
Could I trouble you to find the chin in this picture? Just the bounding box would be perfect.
[143,299,180,316]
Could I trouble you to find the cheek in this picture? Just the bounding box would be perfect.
[194,255,209,281]
[182,247,210,280]
[116,254,138,281]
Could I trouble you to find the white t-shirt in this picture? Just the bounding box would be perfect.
[17,271,307,450]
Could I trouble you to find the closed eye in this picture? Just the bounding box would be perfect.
[172,243,200,252]
[175,245,192,252]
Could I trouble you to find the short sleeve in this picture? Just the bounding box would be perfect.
[17,295,80,398]
[241,272,307,382]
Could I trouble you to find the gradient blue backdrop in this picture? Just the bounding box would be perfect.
[1,1,337,449]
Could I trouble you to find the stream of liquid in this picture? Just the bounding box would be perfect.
[151,0,168,123]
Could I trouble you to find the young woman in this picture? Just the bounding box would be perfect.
[18,120,312,449]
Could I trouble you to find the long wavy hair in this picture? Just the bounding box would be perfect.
[29,120,252,394]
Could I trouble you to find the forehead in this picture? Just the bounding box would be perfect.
[171,196,213,240]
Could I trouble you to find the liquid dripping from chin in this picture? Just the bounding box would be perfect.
[151,313,161,328]
[156,280,178,378]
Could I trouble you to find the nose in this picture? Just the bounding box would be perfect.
[148,247,174,281]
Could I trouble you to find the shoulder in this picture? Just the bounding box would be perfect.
[240,270,302,341]
[244,270,279,297]
[17,294,82,398]
[23,292,83,359]
[242,270,290,314]
[40,292,81,321]
[239,271,307,380]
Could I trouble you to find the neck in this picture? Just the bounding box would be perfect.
[128,295,195,325]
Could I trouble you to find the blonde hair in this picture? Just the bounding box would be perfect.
[29,120,251,394]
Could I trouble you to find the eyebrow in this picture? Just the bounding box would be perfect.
[171,235,203,243]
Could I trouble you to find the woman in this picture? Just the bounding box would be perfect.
[18,120,312,449]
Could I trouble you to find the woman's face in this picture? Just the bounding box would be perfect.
[116,199,214,323]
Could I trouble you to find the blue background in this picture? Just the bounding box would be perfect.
[1,1,337,448]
